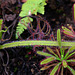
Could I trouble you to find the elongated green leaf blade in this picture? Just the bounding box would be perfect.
[73,4,75,23]
[61,66,63,75]
[40,63,57,70]
[67,66,75,75]
[62,26,72,32]
[66,52,75,59]
[62,26,75,38]
[64,46,75,59]
[40,65,51,70]
[46,47,55,55]
[46,47,59,57]
[37,51,53,57]
[57,29,61,47]
[68,46,75,53]
[40,57,56,65]
[0,19,3,39]
[67,59,75,62]
[0,40,75,49]
[0,19,3,30]
[50,63,61,75]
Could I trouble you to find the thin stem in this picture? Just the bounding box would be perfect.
[0,40,75,49]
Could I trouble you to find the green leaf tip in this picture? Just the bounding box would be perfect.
[57,29,61,47]
[37,51,52,56]
[40,57,56,65]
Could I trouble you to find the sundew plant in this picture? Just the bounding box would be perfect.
[37,29,75,75]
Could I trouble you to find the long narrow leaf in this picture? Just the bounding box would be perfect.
[65,52,75,59]
[64,46,75,59]
[68,46,75,53]
[67,66,75,75]
[67,59,75,62]
[40,63,57,70]
[50,63,61,75]
[62,26,72,32]
[0,41,75,49]
[56,48,61,58]
[62,26,75,38]
[0,19,3,39]
[57,29,61,47]
[73,3,75,23]
[37,51,53,57]
[46,47,58,57]
[57,29,63,57]
[46,47,55,54]
[40,57,56,65]
[61,66,63,75]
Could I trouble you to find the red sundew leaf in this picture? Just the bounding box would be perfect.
[50,63,61,75]
[40,65,51,70]
[40,57,56,65]
[62,26,75,38]
[37,51,53,57]
[63,30,75,37]
[40,63,57,70]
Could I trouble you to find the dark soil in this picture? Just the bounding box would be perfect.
[0,0,75,75]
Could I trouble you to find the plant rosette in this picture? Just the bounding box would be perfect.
[37,46,75,75]
[37,29,75,75]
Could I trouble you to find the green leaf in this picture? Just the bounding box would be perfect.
[0,19,3,29]
[67,59,75,62]
[19,0,46,17]
[40,63,57,70]
[64,46,75,59]
[0,40,75,50]
[68,46,75,53]
[40,57,56,65]
[0,19,3,39]
[62,26,75,38]
[40,65,51,70]
[16,17,33,39]
[73,4,75,22]
[46,47,58,57]
[37,51,53,57]
[62,60,67,68]
[50,63,61,75]
[57,29,61,47]
[67,66,75,75]
[65,52,75,60]
[16,0,47,39]
[46,47,55,54]
[62,26,72,33]
[61,66,63,75]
